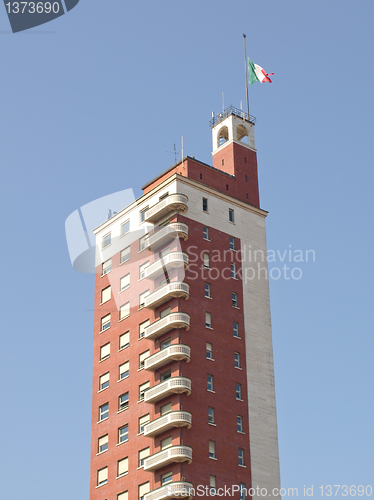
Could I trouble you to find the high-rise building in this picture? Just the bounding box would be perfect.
[89,107,280,500]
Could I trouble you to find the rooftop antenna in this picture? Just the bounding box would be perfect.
[181,136,184,167]
[222,92,225,112]
[243,33,250,117]
[166,143,178,163]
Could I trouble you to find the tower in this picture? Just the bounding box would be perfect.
[89,106,281,500]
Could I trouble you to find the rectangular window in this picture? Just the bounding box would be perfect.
[203,253,210,268]
[139,235,147,251]
[120,274,130,292]
[139,290,149,308]
[161,402,172,416]
[206,342,213,360]
[240,484,246,500]
[99,372,110,391]
[236,383,242,400]
[119,361,129,380]
[101,314,111,332]
[118,457,128,477]
[102,233,111,249]
[121,220,130,236]
[203,197,208,212]
[160,337,171,350]
[232,292,238,307]
[118,493,129,500]
[98,434,108,453]
[97,466,108,486]
[238,448,245,466]
[118,424,128,443]
[231,263,236,279]
[139,319,150,339]
[101,286,111,303]
[139,482,150,500]
[159,192,169,201]
[99,403,109,421]
[230,236,236,250]
[161,471,173,485]
[210,475,216,494]
[205,312,212,328]
[204,282,211,298]
[118,392,129,411]
[233,322,239,338]
[140,207,148,222]
[207,374,214,392]
[139,413,150,433]
[160,369,171,382]
[209,440,216,458]
[120,302,130,320]
[139,350,150,369]
[121,246,130,264]
[229,208,235,223]
[102,258,111,275]
[139,447,150,467]
[139,261,149,279]
[160,306,171,319]
[234,352,241,368]
[139,381,150,401]
[119,331,130,349]
[100,342,110,360]
[203,226,209,240]
[208,407,215,424]
[161,436,172,450]
[237,415,243,432]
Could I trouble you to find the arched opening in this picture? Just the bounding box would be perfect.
[237,124,249,144]
[217,126,229,147]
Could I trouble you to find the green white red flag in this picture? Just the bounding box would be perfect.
[248,57,274,84]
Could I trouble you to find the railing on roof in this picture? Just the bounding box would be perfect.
[209,106,256,127]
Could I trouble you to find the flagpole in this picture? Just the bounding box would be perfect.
[243,33,250,117]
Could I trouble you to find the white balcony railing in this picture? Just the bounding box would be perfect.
[145,345,191,371]
[145,194,188,223]
[144,411,192,437]
[143,481,194,500]
[143,445,192,472]
[144,312,190,340]
[144,252,189,280]
[144,376,191,404]
[146,223,189,251]
[144,282,189,310]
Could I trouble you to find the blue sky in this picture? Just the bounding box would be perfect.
[1,1,373,499]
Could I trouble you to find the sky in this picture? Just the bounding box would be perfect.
[1,1,373,499]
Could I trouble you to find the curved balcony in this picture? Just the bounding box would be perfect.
[144,282,189,310]
[143,445,192,472]
[144,376,191,404]
[144,312,190,340]
[144,411,192,437]
[146,223,189,251]
[144,252,189,280]
[145,345,191,371]
[144,481,194,500]
[145,194,188,223]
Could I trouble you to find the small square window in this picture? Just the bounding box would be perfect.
[100,342,110,360]
[99,402,109,421]
[121,220,130,236]
[102,233,111,249]
[209,440,216,458]
[161,436,172,450]
[238,448,245,466]
[99,372,110,391]
[161,471,173,485]
[102,259,111,275]
[206,342,213,360]
[139,381,150,401]
[98,434,108,453]
[207,374,214,392]
[203,226,209,240]
[237,415,244,433]
[204,282,211,298]
[139,350,150,369]
[236,383,242,400]
[139,414,150,433]
[203,197,208,212]
[119,392,129,411]
[208,407,215,424]
[139,447,150,467]
[205,312,212,328]
[119,361,129,380]
[101,314,111,332]
[234,352,241,368]
[118,424,128,443]
[229,237,236,250]
[97,466,108,486]
[140,207,148,222]
[160,306,171,319]
[121,246,130,264]
[161,402,172,416]
[232,292,238,307]
[160,369,171,382]
[160,337,171,350]
[119,331,129,349]
[233,322,239,338]
[120,274,130,292]
[229,208,235,223]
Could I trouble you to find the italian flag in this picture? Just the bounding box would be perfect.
[248,57,274,84]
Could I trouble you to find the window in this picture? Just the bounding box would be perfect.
[246,193,249,200]
[120,302,130,320]
[236,383,242,400]
[203,197,208,212]
[100,342,110,360]
[159,192,169,201]
[139,482,150,500]
[140,207,148,222]
[139,290,149,308]
[101,286,111,303]
[200,173,203,179]
[209,440,216,458]
[139,261,149,279]
[206,342,213,360]
[120,246,130,264]
[205,312,212,328]
[240,484,247,500]
[120,274,130,292]
[139,350,150,369]
[118,424,128,443]
[229,208,235,223]
[139,381,150,401]
[121,220,130,236]
[99,372,110,391]
[160,369,171,382]
[203,253,210,268]
[161,436,172,450]
[139,413,150,433]
[238,448,245,466]
[232,292,238,307]
[99,403,109,421]
[139,319,150,339]
[234,352,241,368]
[208,407,215,424]
[160,306,171,319]
[161,471,173,485]
[118,493,128,500]
[161,402,172,416]
[207,374,214,392]
[210,475,216,494]
[203,226,209,240]
[102,233,111,248]
[231,263,236,279]
[98,434,108,453]
[230,237,236,250]
[139,235,147,251]
[97,466,108,486]
[119,331,130,349]
[237,415,244,433]
[119,361,129,380]
[119,392,129,411]
[222,159,225,166]
[160,337,171,350]
[101,314,111,332]
[226,184,229,190]
[233,322,239,338]
[139,447,150,467]
[117,457,128,477]
[204,282,211,298]
[102,259,111,275]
